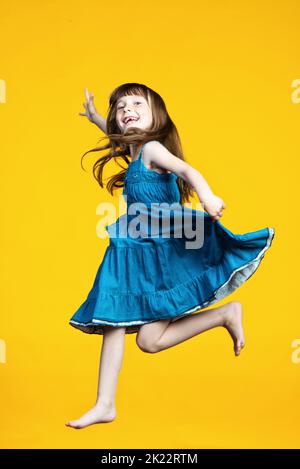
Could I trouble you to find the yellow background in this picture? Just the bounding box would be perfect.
[0,0,298,449]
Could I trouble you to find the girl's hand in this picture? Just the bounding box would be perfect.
[202,193,226,222]
[79,88,99,123]
[79,88,107,133]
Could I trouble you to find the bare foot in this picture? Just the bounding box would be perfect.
[65,402,116,429]
[221,301,245,356]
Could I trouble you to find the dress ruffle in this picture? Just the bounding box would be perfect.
[69,218,275,335]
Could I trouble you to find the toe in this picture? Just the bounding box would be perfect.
[67,421,76,428]
[236,341,244,355]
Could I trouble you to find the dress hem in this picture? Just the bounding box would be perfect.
[69,227,275,335]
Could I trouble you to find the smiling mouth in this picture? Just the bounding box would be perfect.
[124,118,139,125]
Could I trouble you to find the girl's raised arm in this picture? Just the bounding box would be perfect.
[79,88,107,134]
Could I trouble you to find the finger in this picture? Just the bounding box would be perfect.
[85,105,92,120]
[88,95,95,110]
[79,112,87,116]
[83,103,91,118]
[84,99,92,113]
[85,88,89,101]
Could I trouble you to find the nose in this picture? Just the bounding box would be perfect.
[124,105,133,113]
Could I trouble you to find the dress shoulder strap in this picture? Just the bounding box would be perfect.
[138,144,144,160]
[139,143,149,172]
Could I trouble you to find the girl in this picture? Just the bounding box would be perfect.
[65,83,275,429]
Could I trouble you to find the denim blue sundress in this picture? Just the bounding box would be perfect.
[69,142,275,335]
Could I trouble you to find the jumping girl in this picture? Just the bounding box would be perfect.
[65,83,275,429]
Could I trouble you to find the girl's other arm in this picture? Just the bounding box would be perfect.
[144,141,213,201]
[144,141,226,221]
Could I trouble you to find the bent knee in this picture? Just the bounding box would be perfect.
[136,336,160,354]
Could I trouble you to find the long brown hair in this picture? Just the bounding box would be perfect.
[81,83,195,204]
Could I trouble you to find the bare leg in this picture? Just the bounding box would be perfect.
[65,326,126,429]
[136,301,245,356]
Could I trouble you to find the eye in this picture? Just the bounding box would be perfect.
[117,101,142,110]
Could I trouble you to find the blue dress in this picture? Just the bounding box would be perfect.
[69,142,275,335]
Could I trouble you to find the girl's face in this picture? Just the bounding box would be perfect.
[115,94,153,132]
